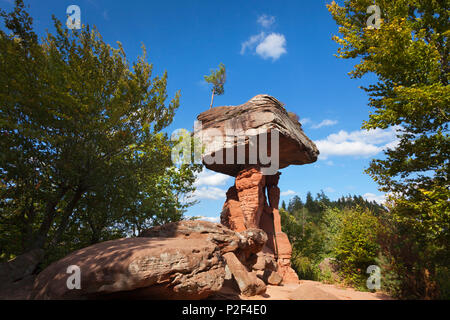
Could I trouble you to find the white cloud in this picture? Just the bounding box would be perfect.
[324,127,400,145]
[315,126,400,159]
[241,15,287,61]
[311,119,338,129]
[363,193,386,204]
[300,117,311,126]
[281,190,296,197]
[316,140,382,158]
[190,168,230,201]
[240,32,266,55]
[383,139,400,150]
[257,14,275,28]
[192,186,227,200]
[188,215,221,223]
[255,33,287,61]
[194,168,230,187]
[324,187,336,193]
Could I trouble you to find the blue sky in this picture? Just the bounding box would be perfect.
[1,0,397,222]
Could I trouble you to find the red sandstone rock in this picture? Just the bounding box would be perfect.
[275,232,299,283]
[198,95,318,285]
[220,167,299,285]
[223,252,266,297]
[196,95,319,177]
[235,167,266,229]
[31,221,268,300]
[221,186,246,232]
[258,204,276,253]
[32,237,223,300]
[265,270,283,286]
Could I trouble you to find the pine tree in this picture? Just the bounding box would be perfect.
[204,63,226,109]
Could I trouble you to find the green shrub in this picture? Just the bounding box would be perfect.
[332,207,381,290]
[319,268,337,284]
[291,251,320,281]
[436,267,450,300]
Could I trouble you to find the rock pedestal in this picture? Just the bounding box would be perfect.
[221,166,298,284]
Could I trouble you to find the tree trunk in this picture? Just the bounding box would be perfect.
[302,207,305,238]
[28,187,69,251]
[209,88,215,109]
[49,187,84,248]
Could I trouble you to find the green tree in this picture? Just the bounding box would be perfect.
[321,208,342,256]
[280,207,324,280]
[0,1,200,263]
[305,192,324,223]
[204,63,226,109]
[332,207,381,289]
[287,195,303,212]
[328,0,449,297]
[281,191,388,285]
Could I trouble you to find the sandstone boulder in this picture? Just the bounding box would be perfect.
[31,220,267,300]
[223,252,266,297]
[255,269,283,286]
[265,270,283,286]
[196,94,319,177]
[0,249,43,285]
[0,248,44,300]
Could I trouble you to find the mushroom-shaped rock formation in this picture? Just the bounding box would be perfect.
[196,95,319,284]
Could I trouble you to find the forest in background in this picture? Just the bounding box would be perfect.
[280,192,449,299]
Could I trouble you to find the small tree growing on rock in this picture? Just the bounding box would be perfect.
[204,63,226,109]
[287,111,300,123]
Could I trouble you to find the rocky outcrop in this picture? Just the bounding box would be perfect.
[234,166,266,229]
[196,94,319,176]
[221,186,246,232]
[0,249,44,300]
[0,249,43,285]
[31,220,267,300]
[197,95,319,285]
[221,167,299,284]
[223,252,266,296]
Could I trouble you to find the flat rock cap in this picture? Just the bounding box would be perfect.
[196,94,319,176]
